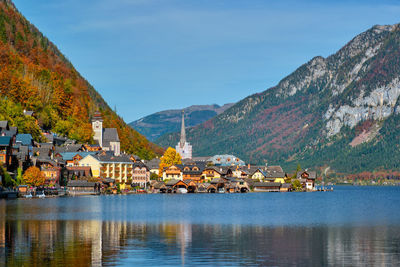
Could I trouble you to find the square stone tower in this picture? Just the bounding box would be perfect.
[92,111,103,147]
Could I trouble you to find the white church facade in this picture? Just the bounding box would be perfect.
[175,110,192,159]
[92,112,121,156]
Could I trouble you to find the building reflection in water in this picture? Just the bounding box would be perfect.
[0,197,400,266]
[0,212,399,266]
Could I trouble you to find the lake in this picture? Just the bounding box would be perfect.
[1,186,400,266]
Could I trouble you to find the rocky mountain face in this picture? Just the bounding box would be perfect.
[157,24,400,173]
[0,0,162,159]
[130,104,234,141]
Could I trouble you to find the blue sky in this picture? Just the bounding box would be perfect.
[12,0,400,122]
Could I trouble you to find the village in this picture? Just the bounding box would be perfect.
[0,110,319,198]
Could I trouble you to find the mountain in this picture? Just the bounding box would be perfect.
[130,103,234,141]
[0,0,162,159]
[157,23,400,173]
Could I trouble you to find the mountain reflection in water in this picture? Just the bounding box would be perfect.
[1,220,400,266]
[1,187,400,266]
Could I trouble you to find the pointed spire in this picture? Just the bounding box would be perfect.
[180,110,186,147]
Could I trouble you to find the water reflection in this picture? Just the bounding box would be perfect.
[1,219,400,266]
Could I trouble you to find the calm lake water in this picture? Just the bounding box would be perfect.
[1,186,400,266]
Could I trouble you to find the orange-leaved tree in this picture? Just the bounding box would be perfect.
[158,147,182,177]
[23,166,45,187]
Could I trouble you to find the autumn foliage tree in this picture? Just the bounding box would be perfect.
[0,2,162,159]
[158,147,182,176]
[23,166,45,187]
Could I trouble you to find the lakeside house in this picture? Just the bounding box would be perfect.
[132,161,150,187]
[67,180,101,196]
[162,165,183,180]
[297,170,317,191]
[253,182,281,192]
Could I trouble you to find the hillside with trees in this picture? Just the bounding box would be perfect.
[0,0,162,159]
[130,104,234,141]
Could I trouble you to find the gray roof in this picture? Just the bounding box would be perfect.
[144,158,160,169]
[205,166,232,175]
[23,110,34,116]
[67,180,98,187]
[264,171,286,178]
[267,166,284,172]
[210,178,226,184]
[0,121,8,129]
[103,128,120,145]
[63,144,83,152]
[39,143,53,149]
[18,145,29,155]
[14,145,29,159]
[191,156,211,162]
[0,130,16,137]
[153,182,166,189]
[165,179,180,186]
[93,153,132,163]
[33,147,51,154]
[297,170,317,179]
[43,133,54,142]
[253,182,281,187]
[36,158,59,166]
[8,127,18,136]
[133,161,149,170]
[281,183,292,188]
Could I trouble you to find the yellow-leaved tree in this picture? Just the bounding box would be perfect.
[23,166,45,187]
[158,147,182,177]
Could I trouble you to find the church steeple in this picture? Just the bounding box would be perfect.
[176,109,192,159]
[180,110,186,147]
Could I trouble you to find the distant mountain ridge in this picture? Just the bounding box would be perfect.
[157,23,400,174]
[130,103,234,141]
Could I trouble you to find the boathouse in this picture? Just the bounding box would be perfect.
[253,182,281,192]
[67,180,101,195]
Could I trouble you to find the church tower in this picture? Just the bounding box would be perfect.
[176,110,192,159]
[92,111,103,147]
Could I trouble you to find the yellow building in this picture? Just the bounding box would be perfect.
[162,165,183,181]
[273,177,286,184]
[201,167,223,182]
[79,153,134,184]
[251,169,266,181]
[250,166,286,184]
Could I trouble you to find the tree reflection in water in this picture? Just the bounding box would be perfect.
[0,219,400,266]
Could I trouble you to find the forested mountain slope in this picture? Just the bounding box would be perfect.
[157,24,400,173]
[0,0,162,159]
[130,103,234,141]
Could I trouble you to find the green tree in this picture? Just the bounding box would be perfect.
[16,167,23,185]
[150,172,159,180]
[292,179,303,192]
[0,164,14,187]
[296,164,302,172]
